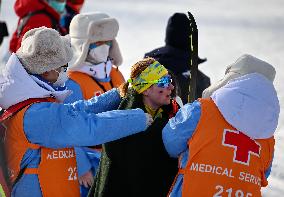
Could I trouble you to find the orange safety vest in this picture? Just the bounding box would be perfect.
[68,67,125,99]
[4,100,80,197]
[171,98,274,197]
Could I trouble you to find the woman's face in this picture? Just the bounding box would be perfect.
[142,75,174,109]
[39,65,67,84]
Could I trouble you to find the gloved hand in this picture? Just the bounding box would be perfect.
[145,113,153,128]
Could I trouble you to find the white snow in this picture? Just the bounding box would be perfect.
[1,0,283,195]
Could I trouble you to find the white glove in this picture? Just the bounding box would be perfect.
[145,113,153,128]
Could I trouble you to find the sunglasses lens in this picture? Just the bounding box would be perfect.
[157,75,172,88]
[157,82,168,88]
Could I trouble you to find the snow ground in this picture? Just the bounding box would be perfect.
[1,0,283,195]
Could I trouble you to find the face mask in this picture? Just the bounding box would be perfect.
[86,44,110,64]
[48,0,66,14]
[53,68,68,87]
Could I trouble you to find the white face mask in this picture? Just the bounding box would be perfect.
[86,44,110,64]
[54,69,68,87]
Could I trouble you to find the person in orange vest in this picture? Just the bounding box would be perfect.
[9,0,68,53]
[64,12,125,195]
[0,27,152,197]
[162,54,280,196]
[0,1,10,196]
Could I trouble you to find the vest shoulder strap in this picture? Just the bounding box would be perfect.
[0,98,50,123]
[17,9,58,37]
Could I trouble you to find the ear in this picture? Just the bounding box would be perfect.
[142,88,150,96]
[39,70,55,82]
[40,71,50,77]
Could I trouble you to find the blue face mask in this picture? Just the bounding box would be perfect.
[49,0,66,14]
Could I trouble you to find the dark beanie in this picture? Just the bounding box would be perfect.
[165,13,190,50]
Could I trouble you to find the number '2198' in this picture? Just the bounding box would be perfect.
[213,185,252,197]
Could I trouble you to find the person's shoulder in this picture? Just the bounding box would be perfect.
[110,66,125,83]
[144,46,166,58]
[111,66,123,74]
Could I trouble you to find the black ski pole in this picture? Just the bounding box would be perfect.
[187,11,198,103]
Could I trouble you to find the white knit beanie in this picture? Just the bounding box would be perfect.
[69,12,123,70]
[202,54,276,98]
[16,27,73,74]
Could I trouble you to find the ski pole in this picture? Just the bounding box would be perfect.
[187,11,198,103]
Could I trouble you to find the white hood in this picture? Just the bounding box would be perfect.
[0,54,71,109]
[211,73,280,139]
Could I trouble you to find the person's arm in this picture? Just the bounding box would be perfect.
[70,88,121,114]
[75,147,94,188]
[64,79,84,104]
[24,101,147,148]
[162,101,201,158]
[64,84,122,181]
[75,147,92,177]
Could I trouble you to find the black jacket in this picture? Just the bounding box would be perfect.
[91,89,178,197]
[145,45,211,104]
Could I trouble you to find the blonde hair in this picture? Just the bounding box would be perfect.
[119,57,156,97]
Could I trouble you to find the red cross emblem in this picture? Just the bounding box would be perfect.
[222,129,261,165]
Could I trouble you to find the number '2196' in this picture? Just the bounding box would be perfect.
[213,185,252,197]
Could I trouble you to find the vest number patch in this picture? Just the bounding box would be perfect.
[68,167,77,181]
[222,129,261,165]
[213,185,252,197]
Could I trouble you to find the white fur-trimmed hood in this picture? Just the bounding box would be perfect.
[211,73,279,139]
[0,54,71,109]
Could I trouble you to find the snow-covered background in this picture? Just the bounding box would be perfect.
[1,0,283,196]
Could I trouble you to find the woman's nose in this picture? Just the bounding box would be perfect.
[168,83,174,90]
